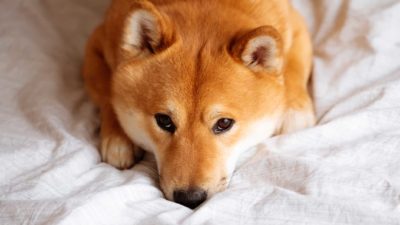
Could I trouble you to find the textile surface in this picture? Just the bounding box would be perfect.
[1,0,400,224]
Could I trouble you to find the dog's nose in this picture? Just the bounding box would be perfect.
[173,188,207,209]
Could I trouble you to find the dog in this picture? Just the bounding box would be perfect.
[82,0,314,209]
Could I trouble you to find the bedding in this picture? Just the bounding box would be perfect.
[1,0,400,224]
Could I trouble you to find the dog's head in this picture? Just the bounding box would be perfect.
[111,2,286,208]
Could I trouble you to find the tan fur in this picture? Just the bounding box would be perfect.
[82,0,315,201]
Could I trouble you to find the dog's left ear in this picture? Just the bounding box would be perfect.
[230,26,284,74]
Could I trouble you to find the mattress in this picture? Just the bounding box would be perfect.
[1,0,400,224]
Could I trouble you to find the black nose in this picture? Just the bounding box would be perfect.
[173,188,207,209]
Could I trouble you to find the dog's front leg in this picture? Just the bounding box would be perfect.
[99,106,141,169]
[83,26,142,169]
[280,12,316,134]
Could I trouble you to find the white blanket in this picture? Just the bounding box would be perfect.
[1,0,400,224]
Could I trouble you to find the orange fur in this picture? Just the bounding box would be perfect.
[82,0,314,204]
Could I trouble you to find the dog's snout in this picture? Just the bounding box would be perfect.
[173,188,207,209]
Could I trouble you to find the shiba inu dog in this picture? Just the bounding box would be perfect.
[83,0,314,209]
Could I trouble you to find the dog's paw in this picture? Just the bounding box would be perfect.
[280,107,315,134]
[279,95,316,134]
[101,134,142,169]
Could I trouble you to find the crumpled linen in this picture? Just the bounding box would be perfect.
[1,0,400,224]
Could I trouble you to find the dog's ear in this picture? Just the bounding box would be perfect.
[230,26,284,74]
[122,2,174,57]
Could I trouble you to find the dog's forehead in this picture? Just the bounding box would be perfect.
[132,43,275,119]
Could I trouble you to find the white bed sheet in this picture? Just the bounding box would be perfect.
[1,0,400,224]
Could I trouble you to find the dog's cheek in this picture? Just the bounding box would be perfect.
[113,104,159,150]
[224,116,280,176]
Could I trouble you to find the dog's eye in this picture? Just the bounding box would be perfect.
[155,113,176,133]
[213,118,235,134]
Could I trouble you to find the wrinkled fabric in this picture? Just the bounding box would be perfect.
[1,0,400,224]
